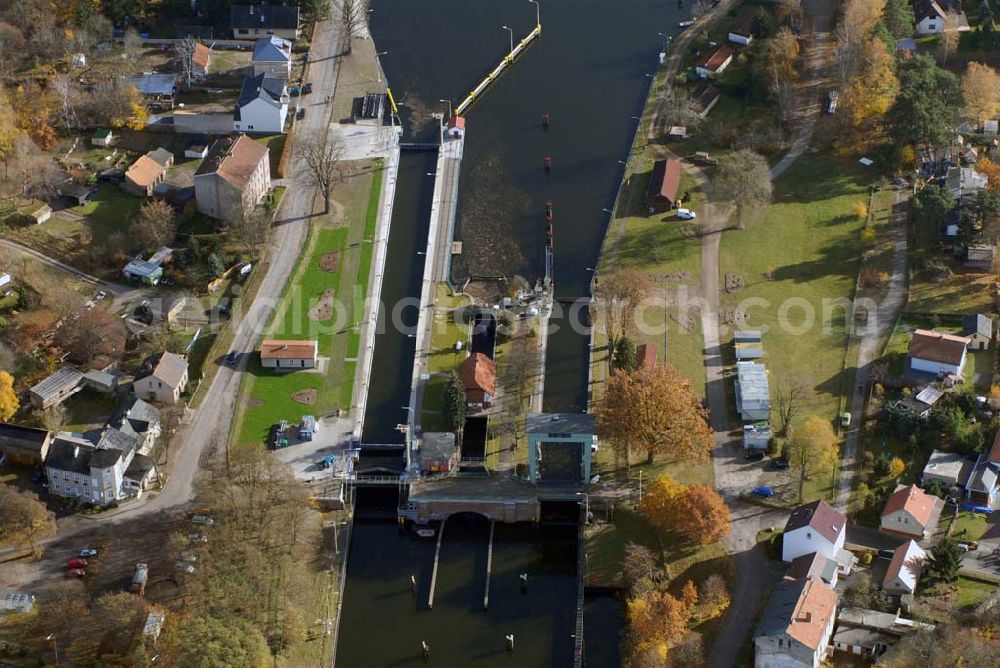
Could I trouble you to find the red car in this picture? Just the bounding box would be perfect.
[66,558,88,569]
[67,568,86,578]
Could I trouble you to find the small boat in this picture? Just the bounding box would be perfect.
[415,528,436,538]
[679,20,695,28]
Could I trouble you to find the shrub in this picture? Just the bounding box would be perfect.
[853,201,869,221]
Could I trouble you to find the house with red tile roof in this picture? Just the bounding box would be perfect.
[645,158,682,211]
[907,329,970,378]
[883,539,926,596]
[194,134,271,221]
[754,575,838,668]
[782,499,855,573]
[695,45,735,79]
[458,353,496,410]
[260,340,317,370]
[880,484,939,540]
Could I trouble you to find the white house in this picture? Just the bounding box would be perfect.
[260,339,317,370]
[880,484,937,540]
[782,500,854,573]
[695,45,735,79]
[913,0,970,35]
[233,73,288,134]
[728,14,754,46]
[883,540,926,596]
[735,361,770,422]
[133,351,189,405]
[754,576,838,668]
[962,314,992,350]
[907,329,970,378]
[252,36,292,79]
[194,134,271,221]
[922,449,974,490]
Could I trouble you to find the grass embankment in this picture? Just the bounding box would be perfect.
[234,162,383,444]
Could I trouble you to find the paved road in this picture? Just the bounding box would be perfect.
[70,17,346,522]
[835,190,909,511]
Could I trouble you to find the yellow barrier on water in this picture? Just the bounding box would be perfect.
[455,24,541,116]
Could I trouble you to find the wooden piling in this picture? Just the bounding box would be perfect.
[427,518,447,609]
[483,520,495,609]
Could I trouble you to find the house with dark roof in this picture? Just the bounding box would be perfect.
[194,134,271,221]
[883,540,926,596]
[695,45,735,79]
[967,431,1000,508]
[231,4,301,40]
[134,352,189,405]
[252,35,292,79]
[458,352,496,411]
[754,575,838,668]
[782,499,855,573]
[728,14,755,46]
[880,484,940,540]
[645,158,682,211]
[0,423,52,466]
[962,314,992,350]
[913,0,970,35]
[787,552,839,587]
[907,329,970,379]
[233,72,288,134]
[44,396,160,506]
[29,367,84,409]
[123,73,177,109]
[420,432,458,474]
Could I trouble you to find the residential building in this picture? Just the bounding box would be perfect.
[883,540,926,596]
[23,201,51,224]
[91,129,114,147]
[29,367,84,409]
[252,36,292,78]
[458,352,496,411]
[966,244,996,270]
[233,73,288,134]
[420,432,458,474]
[782,499,855,573]
[787,551,838,587]
[192,42,211,78]
[123,73,177,109]
[124,148,174,197]
[890,385,942,420]
[133,352,189,405]
[526,413,596,485]
[645,158,682,211]
[446,116,466,140]
[260,339,318,369]
[728,14,754,45]
[913,0,970,35]
[754,576,838,668]
[0,423,52,466]
[194,134,271,221]
[231,4,301,40]
[968,434,1000,507]
[57,181,94,206]
[880,484,938,540]
[921,449,974,490]
[735,361,770,422]
[185,137,210,159]
[695,45,735,79]
[907,329,969,378]
[962,314,992,350]
[895,37,917,56]
[945,165,987,200]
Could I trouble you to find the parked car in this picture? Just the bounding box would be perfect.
[79,548,99,558]
[826,90,839,114]
[191,515,214,526]
[179,552,197,563]
[67,568,86,578]
[769,459,790,470]
[189,533,208,543]
[130,563,148,595]
[289,85,301,95]
[176,562,195,574]
[676,208,697,220]
[958,541,979,552]
[297,107,306,120]
[303,82,313,94]
[744,450,765,461]
[840,412,851,428]
[66,558,88,569]
[962,503,994,515]
[226,351,238,365]
[94,291,107,301]
[877,549,895,559]
[752,485,774,498]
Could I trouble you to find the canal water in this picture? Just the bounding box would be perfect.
[339,1,690,665]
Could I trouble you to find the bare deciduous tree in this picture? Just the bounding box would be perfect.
[227,206,272,258]
[0,22,26,75]
[774,378,809,436]
[135,199,177,249]
[175,37,197,87]
[296,130,346,213]
[53,75,79,131]
[714,148,773,227]
[340,0,369,56]
[691,0,713,21]
[594,268,651,373]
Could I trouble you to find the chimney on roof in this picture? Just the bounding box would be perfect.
[799,611,812,623]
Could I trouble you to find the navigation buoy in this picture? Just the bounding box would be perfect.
[544,156,551,174]
[542,112,550,130]
[545,200,553,221]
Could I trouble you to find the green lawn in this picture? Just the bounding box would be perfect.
[718,156,874,423]
[71,183,142,229]
[908,267,995,315]
[233,163,383,444]
[955,576,996,608]
[255,135,288,175]
[62,393,117,432]
[428,285,472,374]
[953,510,992,542]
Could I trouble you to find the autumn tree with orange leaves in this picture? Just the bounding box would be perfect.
[640,473,731,545]
[597,363,712,465]
[977,158,1000,193]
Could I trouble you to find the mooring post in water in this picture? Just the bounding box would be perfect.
[519,572,528,593]
[506,634,515,653]
[484,520,495,610]
[427,518,447,609]
[542,112,549,130]
[421,641,430,661]
[410,574,417,594]
[544,156,551,174]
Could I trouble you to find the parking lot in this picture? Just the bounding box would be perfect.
[270,415,354,482]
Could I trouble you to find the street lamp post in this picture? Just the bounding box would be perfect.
[501,25,514,54]
[529,0,540,27]
[375,51,388,84]
[46,634,59,666]
[439,98,453,119]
